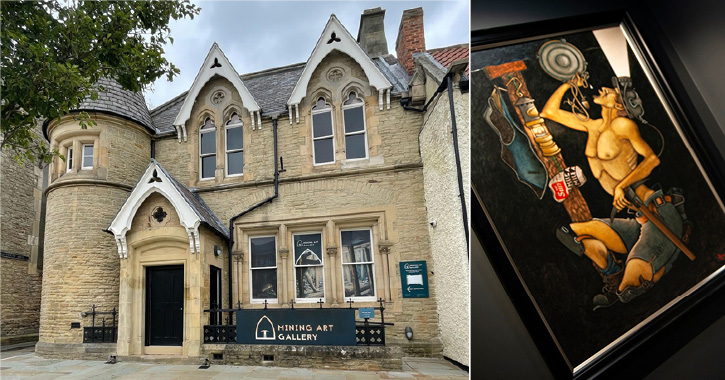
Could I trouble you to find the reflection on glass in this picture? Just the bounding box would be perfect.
[341,230,374,298]
[251,236,277,300]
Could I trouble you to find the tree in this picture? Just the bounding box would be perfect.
[1,0,199,164]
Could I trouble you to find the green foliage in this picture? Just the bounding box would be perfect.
[1,0,199,165]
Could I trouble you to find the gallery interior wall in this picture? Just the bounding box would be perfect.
[471,0,725,378]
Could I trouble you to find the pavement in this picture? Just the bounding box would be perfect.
[0,346,469,379]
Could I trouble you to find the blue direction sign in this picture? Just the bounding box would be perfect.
[400,261,429,298]
[358,307,375,319]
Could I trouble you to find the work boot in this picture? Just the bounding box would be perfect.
[592,253,624,311]
[617,277,654,303]
[592,267,624,311]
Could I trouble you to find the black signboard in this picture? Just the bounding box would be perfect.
[236,308,356,345]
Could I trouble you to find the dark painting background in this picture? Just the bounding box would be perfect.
[471,29,725,367]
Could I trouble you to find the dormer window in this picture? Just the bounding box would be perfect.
[342,92,367,160]
[311,97,335,165]
[225,113,244,177]
[199,117,216,180]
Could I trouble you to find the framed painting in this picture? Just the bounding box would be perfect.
[471,11,725,378]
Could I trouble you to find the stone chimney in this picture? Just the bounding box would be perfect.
[357,8,389,58]
[395,7,425,76]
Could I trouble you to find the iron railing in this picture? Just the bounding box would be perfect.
[202,298,390,346]
[82,305,118,343]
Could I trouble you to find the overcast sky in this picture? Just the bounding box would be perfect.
[143,0,469,109]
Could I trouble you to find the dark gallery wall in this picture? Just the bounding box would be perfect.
[471,0,725,379]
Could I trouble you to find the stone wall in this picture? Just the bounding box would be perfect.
[419,78,470,365]
[201,344,403,370]
[40,184,128,344]
[196,168,442,356]
[47,115,151,186]
[154,50,424,191]
[0,144,44,345]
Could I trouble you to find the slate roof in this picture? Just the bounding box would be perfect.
[374,55,410,94]
[77,77,155,132]
[149,92,187,134]
[149,56,408,133]
[150,63,306,134]
[155,160,229,238]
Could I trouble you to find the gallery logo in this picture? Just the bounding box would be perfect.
[295,248,322,265]
[255,315,276,341]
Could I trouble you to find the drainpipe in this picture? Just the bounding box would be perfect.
[401,71,469,253]
[447,76,469,252]
[227,113,280,314]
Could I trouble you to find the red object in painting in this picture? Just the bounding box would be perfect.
[550,180,569,202]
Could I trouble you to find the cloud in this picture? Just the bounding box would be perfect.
[143,1,469,109]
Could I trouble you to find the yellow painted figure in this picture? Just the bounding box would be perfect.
[541,74,685,310]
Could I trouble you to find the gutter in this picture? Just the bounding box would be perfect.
[226,113,280,312]
[401,62,470,253]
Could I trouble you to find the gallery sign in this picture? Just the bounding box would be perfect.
[236,309,356,345]
[400,261,429,298]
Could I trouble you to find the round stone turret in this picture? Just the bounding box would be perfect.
[38,78,154,357]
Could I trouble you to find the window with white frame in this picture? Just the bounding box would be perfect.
[225,113,244,176]
[249,236,277,302]
[293,232,325,301]
[311,97,334,165]
[66,147,74,172]
[81,144,93,169]
[199,117,216,179]
[340,229,376,300]
[342,92,368,160]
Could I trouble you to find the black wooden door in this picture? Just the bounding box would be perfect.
[146,265,184,346]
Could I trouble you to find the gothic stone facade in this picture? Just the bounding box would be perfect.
[31,8,468,368]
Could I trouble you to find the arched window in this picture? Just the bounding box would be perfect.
[342,92,367,160]
[311,97,334,165]
[225,113,244,176]
[199,117,216,180]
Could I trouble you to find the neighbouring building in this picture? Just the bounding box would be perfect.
[6,7,469,369]
[0,136,45,348]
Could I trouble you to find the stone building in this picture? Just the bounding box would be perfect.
[16,7,469,369]
[0,136,45,347]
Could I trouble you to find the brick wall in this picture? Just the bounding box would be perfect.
[395,7,425,75]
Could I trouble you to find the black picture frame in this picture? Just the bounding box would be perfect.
[471,10,725,379]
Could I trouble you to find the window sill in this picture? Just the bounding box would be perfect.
[250,299,278,304]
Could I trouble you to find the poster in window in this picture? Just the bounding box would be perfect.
[294,233,324,299]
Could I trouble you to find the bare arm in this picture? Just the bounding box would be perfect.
[540,82,590,132]
[611,118,660,210]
